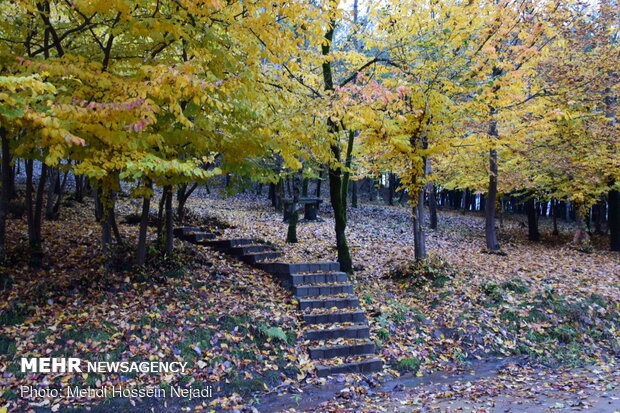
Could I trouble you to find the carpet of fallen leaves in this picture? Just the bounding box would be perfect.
[0,196,308,412]
[186,191,619,410]
[1,190,619,412]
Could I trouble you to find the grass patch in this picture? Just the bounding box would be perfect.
[395,357,421,372]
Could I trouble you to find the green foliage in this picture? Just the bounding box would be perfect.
[395,357,421,372]
[259,326,288,343]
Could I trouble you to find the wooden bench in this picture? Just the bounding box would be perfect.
[282,197,323,221]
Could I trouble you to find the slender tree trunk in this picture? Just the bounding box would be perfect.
[96,189,113,274]
[176,182,197,223]
[45,167,58,220]
[368,177,377,202]
[351,180,358,208]
[322,19,352,273]
[428,184,437,230]
[156,189,166,242]
[412,189,426,261]
[593,201,604,234]
[388,173,396,206]
[136,190,151,266]
[527,197,540,242]
[74,171,84,203]
[316,167,323,198]
[0,128,9,261]
[274,179,283,212]
[485,149,500,250]
[164,185,173,255]
[110,194,122,244]
[552,199,559,236]
[286,171,302,243]
[609,188,620,251]
[269,182,276,206]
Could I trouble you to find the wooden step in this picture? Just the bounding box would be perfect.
[308,341,375,360]
[315,358,383,377]
[299,296,360,310]
[291,272,348,286]
[302,310,366,325]
[304,324,369,341]
[240,251,281,264]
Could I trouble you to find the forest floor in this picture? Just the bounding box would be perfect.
[0,190,619,412]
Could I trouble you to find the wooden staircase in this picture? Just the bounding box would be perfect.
[175,227,383,377]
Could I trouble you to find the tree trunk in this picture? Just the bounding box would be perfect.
[269,182,276,206]
[485,148,500,250]
[609,189,620,251]
[593,201,604,234]
[351,180,358,208]
[176,182,197,223]
[368,177,377,202]
[26,160,47,267]
[428,183,438,230]
[412,189,426,261]
[286,171,301,243]
[322,19,352,273]
[136,193,151,266]
[110,194,122,244]
[96,189,113,274]
[164,185,173,255]
[388,173,396,206]
[552,199,559,236]
[156,189,166,242]
[74,170,84,203]
[274,178,283,211]
[527,197,540,242]
[0,128,9,261]
[316,167,323,198]
[573,208,591,245]
[45,167,58,220]
[329,152,353,273]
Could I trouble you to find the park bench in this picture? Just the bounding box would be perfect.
[282,197,323,221]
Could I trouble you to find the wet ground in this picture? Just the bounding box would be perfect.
[255,357,620,412]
